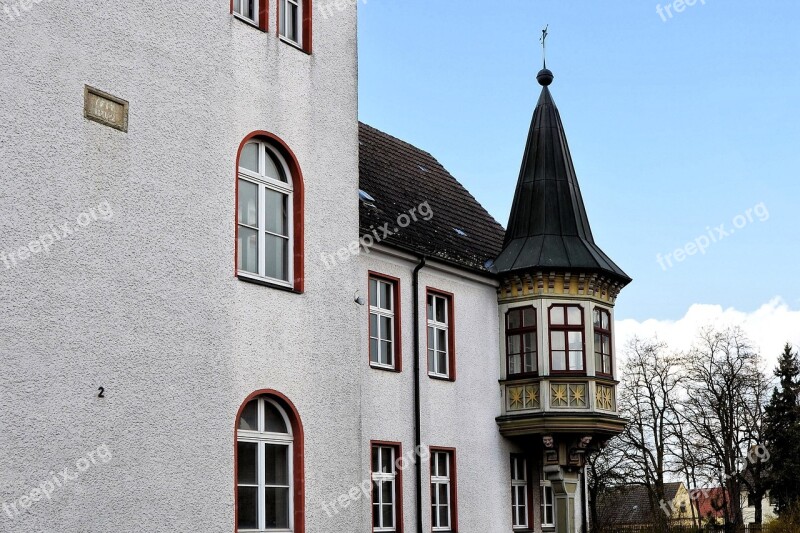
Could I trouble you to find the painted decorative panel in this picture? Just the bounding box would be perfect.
[507,383,541,411]
[596,384,616,411]
[551,383,588,408]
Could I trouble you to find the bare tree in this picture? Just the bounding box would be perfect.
[586,437,634,531]
[618,337,685,529]
[680,327,768,532]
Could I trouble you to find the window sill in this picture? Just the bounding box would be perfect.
[428,373,455,383]
[279,35,310,55]
[237,273,301,294]
[370,363,401,374]
[232,13,265,31]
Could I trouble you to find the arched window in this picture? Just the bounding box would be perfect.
[236,393,305,533]
[236,133,304,292]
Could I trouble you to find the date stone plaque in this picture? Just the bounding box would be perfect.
[84,86,128,132]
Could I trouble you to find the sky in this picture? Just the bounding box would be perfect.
[358,0,800,366]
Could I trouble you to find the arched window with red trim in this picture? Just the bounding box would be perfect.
[235,391,305,533]
[236,132,304,292]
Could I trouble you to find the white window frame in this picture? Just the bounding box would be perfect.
[372,446,397,532]
[369,277,396,369]
[511,457,528,529]
[233,0,260,25]
[237,397,295,533]
[540,482,555,528]
[431,451,452,532]
[427,293,450,379]
[279,0,303,46]
[238,141,294,288]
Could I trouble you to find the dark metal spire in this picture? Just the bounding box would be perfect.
[494,61,631,284]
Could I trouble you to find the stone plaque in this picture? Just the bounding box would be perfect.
[84,86,128,132]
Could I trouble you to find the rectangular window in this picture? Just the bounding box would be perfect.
[280,0,302,44]
[369,274,400,371]
[540,483,554,527]
[430,449,456,532]
[594,308,612,376]
[511,456,528,529]
[427,290,454,380]
[506,307,537,377]
[549,305,585,373]
[372,444,401,532]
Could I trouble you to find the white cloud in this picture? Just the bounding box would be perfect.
[616,297,800,372]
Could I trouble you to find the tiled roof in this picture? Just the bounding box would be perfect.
[358,122,506,274]
[598,483,684,525]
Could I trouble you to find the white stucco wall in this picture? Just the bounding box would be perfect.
[0,1,361,532]
[356,248,520,532]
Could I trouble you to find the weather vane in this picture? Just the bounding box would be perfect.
[540,24,549,68]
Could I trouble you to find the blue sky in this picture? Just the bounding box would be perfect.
[357,0,800,324]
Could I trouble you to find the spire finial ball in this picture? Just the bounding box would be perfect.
[537,68,554,87]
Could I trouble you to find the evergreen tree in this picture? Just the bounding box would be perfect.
[764,344,800,513]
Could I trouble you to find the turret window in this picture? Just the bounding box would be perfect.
[506,307,537,377]
[594,308,612,376]
[549,305,585,373]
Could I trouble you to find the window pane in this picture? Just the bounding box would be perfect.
[240,142,259,172]
[439,495,450,527]
[431,501,438,526]
[289,3,298,41]
[264,234,288,281]
[550,307,564,325]
[524,351,536,373]
[507,335,521,356]
[381,341,393,365]
[380,316,393,341]
[234,0,241,14]
[264,150,285,182]
[552,351,566,371]
[245,0,255,20]
[264,487,290,528]
[381,448,394,473]
[551,332,565,351]
[509,353,520,375]
[428,347,436,373]
[372,447,380,473]
[523,307,535,327]
[370,313,378,338]
[427,294,434,320]
[437,329,447,353]
[380,282,392,310]
[370,339,379,363]
[437,351,447,375]
[523,332,536,355]
[382,501,394,528]
[570,350,584,370]
[507,309,520,330]
[604,354,612,374]
[238,180,258,227]
[265,444,289,485]
[568,331,583,351]
[264,189,288,236]
[382,479,394,504]
[437,453,448,477]
[369,279,378,307]
[279,0,286,33]
[239,399,259,431]
[603,312,610,329]
[603,336,610,355]
[595,350,603,373]
[373,481,381,506]
[434,297,446,323]
[237,226,258,274]
[264,401,288,433]
[237,486,258,529]
[237,442,258,484]
[567,306,582,325]
[593,308,601,327]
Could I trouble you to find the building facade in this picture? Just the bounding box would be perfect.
[0,3,629,533]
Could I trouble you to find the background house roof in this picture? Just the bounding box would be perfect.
[598,483,684,525]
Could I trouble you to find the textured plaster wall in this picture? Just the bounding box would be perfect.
[0,1,361,532]
[359,251,519,532]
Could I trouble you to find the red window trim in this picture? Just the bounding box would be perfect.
[276,0,313,54]
[370,440,405,533]
[234,389,305,533]
[429,446,458,533]
[593,307,613,378]
[230,0,270,31]
[235,131,305,294]
[368,272,403,373]
[425,288,456,382]
[510,453,533,530]
[505,306,538,379]
[547,304,586,375]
